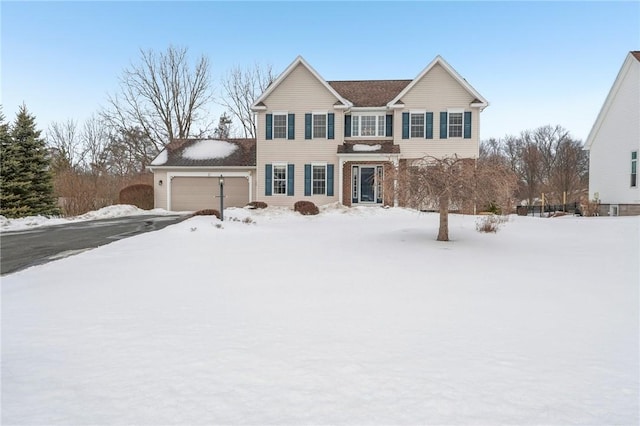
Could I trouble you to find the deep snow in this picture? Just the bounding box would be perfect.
[1,206,638,424]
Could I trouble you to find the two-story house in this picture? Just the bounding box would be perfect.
[251,55,488,208]
[149,55,488,211]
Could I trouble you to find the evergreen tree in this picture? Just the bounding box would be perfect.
[0,105,59,217]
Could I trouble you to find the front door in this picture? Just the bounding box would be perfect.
[359,167,376,202]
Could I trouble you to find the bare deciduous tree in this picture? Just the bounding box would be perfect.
[401,155,517,241]
[47,119,84,172]
[482,124,587,207]
[102,45,215,160]
[81,114,110,175]
[220,63,275,138]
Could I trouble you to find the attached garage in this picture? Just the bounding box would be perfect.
[148,138,257,212]
[170,176,250,211]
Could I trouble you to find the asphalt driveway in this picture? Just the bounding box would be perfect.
[0,214,189,275]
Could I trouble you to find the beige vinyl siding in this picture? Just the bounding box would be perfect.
[394,63,480,159]
[153,170,168,209]
[256,63,343,207]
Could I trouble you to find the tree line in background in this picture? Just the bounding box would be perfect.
[480,125,589,207]
[1,45,588,221]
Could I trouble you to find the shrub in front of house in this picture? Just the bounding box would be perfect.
[118,184,154,210]
[294,201,319,216]
[193,209,221,219]
[246,201,268,209]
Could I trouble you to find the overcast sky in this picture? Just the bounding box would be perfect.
[2,1,638,142]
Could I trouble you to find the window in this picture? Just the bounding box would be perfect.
[313,114,326,138]
[352,114,386,137]
[632,151,638,187]
[273,114,287,139]
[273,164,287,194]
[410,113,424,138]
[449,112,463,138]
[312,165,326,195]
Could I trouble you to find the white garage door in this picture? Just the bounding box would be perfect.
[171,177,249,211]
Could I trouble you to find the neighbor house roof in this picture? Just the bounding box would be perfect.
[328,80,411,107]
[586,51,640,149]
[148,138,256,168]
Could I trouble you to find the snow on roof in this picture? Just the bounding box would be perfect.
[352,144,382,152]
[150,149,168,166]
[182,140,238,160]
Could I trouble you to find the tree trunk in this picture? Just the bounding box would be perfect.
[437,195,449,241]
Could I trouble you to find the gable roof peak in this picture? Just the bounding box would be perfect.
[251,55,352,110]
[388,55,489,110]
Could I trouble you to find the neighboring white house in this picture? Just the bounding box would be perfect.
[586,51,640,216]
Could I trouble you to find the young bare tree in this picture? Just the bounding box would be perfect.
[220,63,275,138]
[102,45,215,161]
[47,119,84,172]
[402,155,517,241]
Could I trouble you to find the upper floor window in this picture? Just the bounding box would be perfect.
[410,113,425,138]
[632,151,638,188]
[448,112,463,138]
[313,114,326,138]
[273,114,287,139]
[352,114,385,137]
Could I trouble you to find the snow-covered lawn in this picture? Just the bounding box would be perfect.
[2,206,638,425]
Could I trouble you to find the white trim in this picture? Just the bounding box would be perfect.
[586,52,638,150]
[166,171,252,211]
[388,55,489,110]
[311,112,327,139]
[350,106,388,112]
[271,112,288,139]
[447,110,464,138]
[311,163,328,196]
[350,113,387,137]
[251,56,352,110]
[271,163,288,196]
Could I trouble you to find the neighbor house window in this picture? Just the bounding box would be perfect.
[273,164,287,194]
[313,114,326,138]
[312,164,326,195]
[352,114,386,137]
[632,151,638,187]
[410,113,425,138]
[273,114,287,139]
[449,112,463,138]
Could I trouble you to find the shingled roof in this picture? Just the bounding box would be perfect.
[328,80,411,107]
[150,138,256,168]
